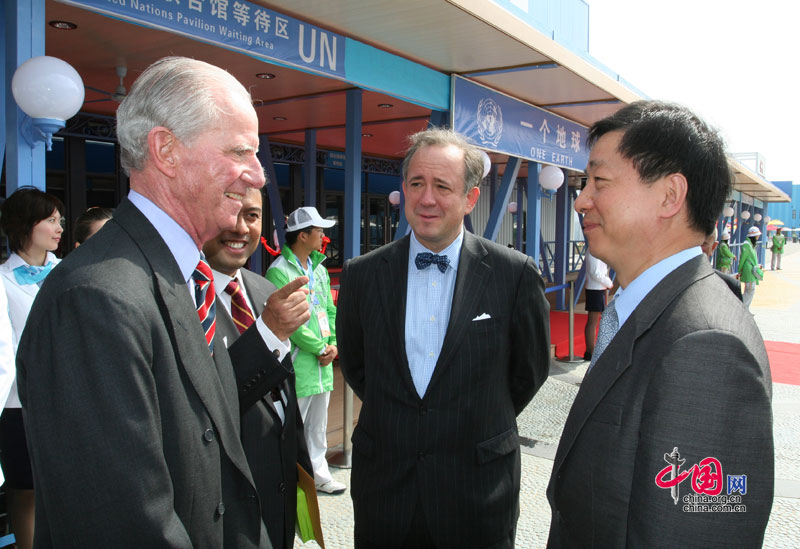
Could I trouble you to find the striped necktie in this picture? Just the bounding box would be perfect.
[192,256,216,353]
[588,297,618,372]
[224,278,255,335]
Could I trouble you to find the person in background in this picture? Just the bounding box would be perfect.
[73,207,113,247]
[771,226,786,270]
[203,188,313,549]
[266,207,343,495]
[715,229,734,273]
[738,225,764,310]
[0,187,64,549]
[583,248,613,362]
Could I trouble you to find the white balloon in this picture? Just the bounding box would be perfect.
[741,210,751,220]
[12,56,84,120]
[507,201,518,214]
[388,190,401,206]
[764,216,771,224]
[540,165,564,190]
[753,213,762,222]
[723,206,735,217]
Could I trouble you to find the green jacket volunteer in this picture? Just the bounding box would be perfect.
[267,243,337,397]
[738,226,763,310]
[266,206,345,495]
[771,228,786,270]
[715,230,735,273]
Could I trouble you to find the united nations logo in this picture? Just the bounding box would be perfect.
[476,97,503,147]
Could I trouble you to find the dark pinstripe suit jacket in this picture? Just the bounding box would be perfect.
[216,268,312,549]
[547,255,774,547]
[337,231,550,548]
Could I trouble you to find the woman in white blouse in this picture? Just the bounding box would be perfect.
[0,187,64,549]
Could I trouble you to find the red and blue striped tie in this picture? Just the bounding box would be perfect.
[192,256,216,353]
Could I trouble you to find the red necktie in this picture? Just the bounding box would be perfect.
[192,257,216,353]
[224,278,255,335]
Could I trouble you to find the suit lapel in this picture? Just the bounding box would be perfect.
[551,255,715,477]
[427,232,491,396]
[113,200,255,484]
[379,237,417,398]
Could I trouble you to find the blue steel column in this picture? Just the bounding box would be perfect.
[553,177,570,310]
[4,0,46,195]
[514,184,523,250]
[304,129,317,208]
[343,89,362,261]
[525,163,542,264]
[258,135,285,248]
[483,157,521,242]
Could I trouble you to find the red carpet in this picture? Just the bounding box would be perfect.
[764,341,800,386]
[550,312,800,386]
[550,310,590,358]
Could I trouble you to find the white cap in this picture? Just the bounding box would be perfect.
[286,206,336,231]
[747,226,762,237]
[721,230,730,240]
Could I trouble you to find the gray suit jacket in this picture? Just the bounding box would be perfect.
[215,268,312,549]
[337,231,550,547]
[17,199,271,548]
[547,255,774,548]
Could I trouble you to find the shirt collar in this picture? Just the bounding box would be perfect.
[210,268,236,297]
[5,251,57,270]
[613,246,702,329]
[409,228,464,275]
[128,190,199,283]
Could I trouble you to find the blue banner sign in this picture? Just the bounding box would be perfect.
[452,76,588,171]
[61,0,346,79]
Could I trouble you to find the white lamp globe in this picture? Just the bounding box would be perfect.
[480,151,492,178]
[764,216,771,224]
[388,190,401,206]
[12,56,84,120]
[741,210,751,220]
[540,165,564,191]
[723,206,735,217]
[753,213,762,222]
[507,201,518,214]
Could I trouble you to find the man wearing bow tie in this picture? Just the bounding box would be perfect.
[337,128,550,548]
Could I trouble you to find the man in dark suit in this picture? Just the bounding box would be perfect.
[203,187,313,549]
[547,101,773,547]
[337,128,550,548]
[16,57,310,547]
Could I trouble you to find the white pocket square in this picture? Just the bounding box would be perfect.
[472,313,491,321]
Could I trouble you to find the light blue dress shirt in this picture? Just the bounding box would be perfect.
[613,246,703,329]
[405,229,463,397]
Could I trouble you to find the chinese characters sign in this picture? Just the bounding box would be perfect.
[451,76,588,171]
[61,0,346,78]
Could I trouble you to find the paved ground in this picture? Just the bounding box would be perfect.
[296,244,800,548]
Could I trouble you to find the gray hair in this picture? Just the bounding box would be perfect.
[401,128,484,193]
[116,56,252,175]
